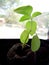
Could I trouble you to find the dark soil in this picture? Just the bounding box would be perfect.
[0,39,49,65]
[7,43,34,65]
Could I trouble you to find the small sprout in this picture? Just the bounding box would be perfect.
[14,5,42,52]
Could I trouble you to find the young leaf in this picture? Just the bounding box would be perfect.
[31,35,40,52]
[32,12,42,18]
[20,30,29,44]
[26,21,31,31]
[20,15,30,22]
[14,5,33,15]
[26,21,37,35]
[30,21,37,35]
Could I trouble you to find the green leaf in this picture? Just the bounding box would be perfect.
[20,30,29,44]
[31,35,40,52]
[26,21,37,35]
[32,12,42,18]
[26,21,31,31]
[14,5,33,15]
[20,15,30,22]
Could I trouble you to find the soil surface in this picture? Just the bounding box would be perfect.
[0,39,49,65]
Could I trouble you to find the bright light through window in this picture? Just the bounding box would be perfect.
[21,0,49,12]
[0,0,49,39]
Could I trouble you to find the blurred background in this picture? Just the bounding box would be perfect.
[0,0,49,39]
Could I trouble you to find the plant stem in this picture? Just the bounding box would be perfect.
[22,43,26,49]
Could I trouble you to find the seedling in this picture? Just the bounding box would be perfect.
[14,5,42,52]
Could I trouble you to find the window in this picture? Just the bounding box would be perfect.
[0,0,49,39]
